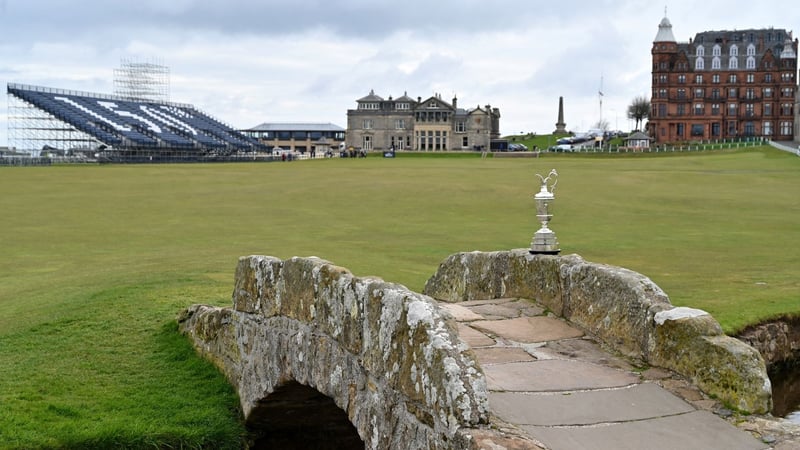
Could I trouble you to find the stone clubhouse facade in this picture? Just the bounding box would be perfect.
[345,90,500,152]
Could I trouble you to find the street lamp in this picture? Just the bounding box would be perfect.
[530,169,560,255]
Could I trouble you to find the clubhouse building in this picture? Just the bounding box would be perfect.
[346,91,500,151]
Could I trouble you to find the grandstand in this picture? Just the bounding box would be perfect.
[6,83,267,162]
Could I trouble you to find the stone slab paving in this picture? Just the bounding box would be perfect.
[523,411,767,450]
[484,360,640,392]
[472,316,584,343]
[489,383,694,426]
[439,298,771,450]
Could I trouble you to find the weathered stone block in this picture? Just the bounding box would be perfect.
[651,308,771,413]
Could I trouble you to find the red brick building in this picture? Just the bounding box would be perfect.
[649,15,798,144]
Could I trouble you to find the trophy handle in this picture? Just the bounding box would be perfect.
[537,169,558,193]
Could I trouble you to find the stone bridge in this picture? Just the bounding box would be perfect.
[178,255,489,449]
[178,250,772,449]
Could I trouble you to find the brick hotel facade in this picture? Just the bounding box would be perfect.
[649,15,798,143]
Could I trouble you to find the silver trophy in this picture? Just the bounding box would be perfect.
[530,169,560,254]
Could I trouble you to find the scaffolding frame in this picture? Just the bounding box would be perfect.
[7,89,100,156]
[113,58,170,102]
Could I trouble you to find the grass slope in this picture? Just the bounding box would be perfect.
[0,147,798,447]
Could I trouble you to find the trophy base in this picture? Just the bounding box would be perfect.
[529,249,561,255]
[530,229,560,255]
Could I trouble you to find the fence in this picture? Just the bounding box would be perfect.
[559,137,769,154]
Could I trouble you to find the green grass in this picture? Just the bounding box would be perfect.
[1,147,799,447]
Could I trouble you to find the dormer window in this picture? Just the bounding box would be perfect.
[695,57,705,70]
[730,45,739,57]
[696,45,705,57]
[712,44,721,57]
[747,44,756,56]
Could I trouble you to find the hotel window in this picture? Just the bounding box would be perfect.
[728,88,738,98]
[745,88,755,100]
[781,72,793,82]
[780,121,793,136]
[764,103,773,116]
[781,103,793,115]
[677,88,686,99]
[729,57,738,69]
[711,57,721,70]
[712,123,721,136]
[765,73,773,82]
[659,89,667,98]
[678,74,686,84]
[711,104,720,115]
[746,57,756,69]
[712,74,720,83]
[712,44,721,56]
[729,74,737,83]
[362,119,373,129]
[746,73,755,83]
[677,123,684,136]
[395,119,405,130]
[694,88,705,98]
[658,104,667,117]
[730,45,739,56]
[745,104,754,117]
[747,44,756,56]
[744,121,755,136]
[691,124,704,136]
[763,121,772,136]
[728,103,738,116]
[695,58,704,70]
[696,45,705,57]
[677,104,685,116]
[694,103,705,116]
[695,74,703,83]
[782,87,794,98]
[659,74,668,84]
[728,121,737,135]
[711,88,720,99]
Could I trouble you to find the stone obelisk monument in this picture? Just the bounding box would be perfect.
[553,96,567,134]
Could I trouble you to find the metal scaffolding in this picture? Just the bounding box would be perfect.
[113,58,170,102]
[7,88,100,156]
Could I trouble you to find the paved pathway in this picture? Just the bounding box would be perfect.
[439,298,771,450]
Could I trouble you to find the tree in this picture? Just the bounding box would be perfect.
[593,119,610,132]
[627,96,650,131]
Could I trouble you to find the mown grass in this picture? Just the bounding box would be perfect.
[1,147,798,447]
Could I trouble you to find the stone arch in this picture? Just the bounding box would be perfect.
[247,381,363,449]
[179,255,489,449]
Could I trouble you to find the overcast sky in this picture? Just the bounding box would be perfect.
[1,0,798,147]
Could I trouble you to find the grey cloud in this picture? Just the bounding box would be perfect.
[3,0,617,41]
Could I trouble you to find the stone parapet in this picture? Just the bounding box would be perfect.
[423,249,772,414]
[179,255,490,449]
